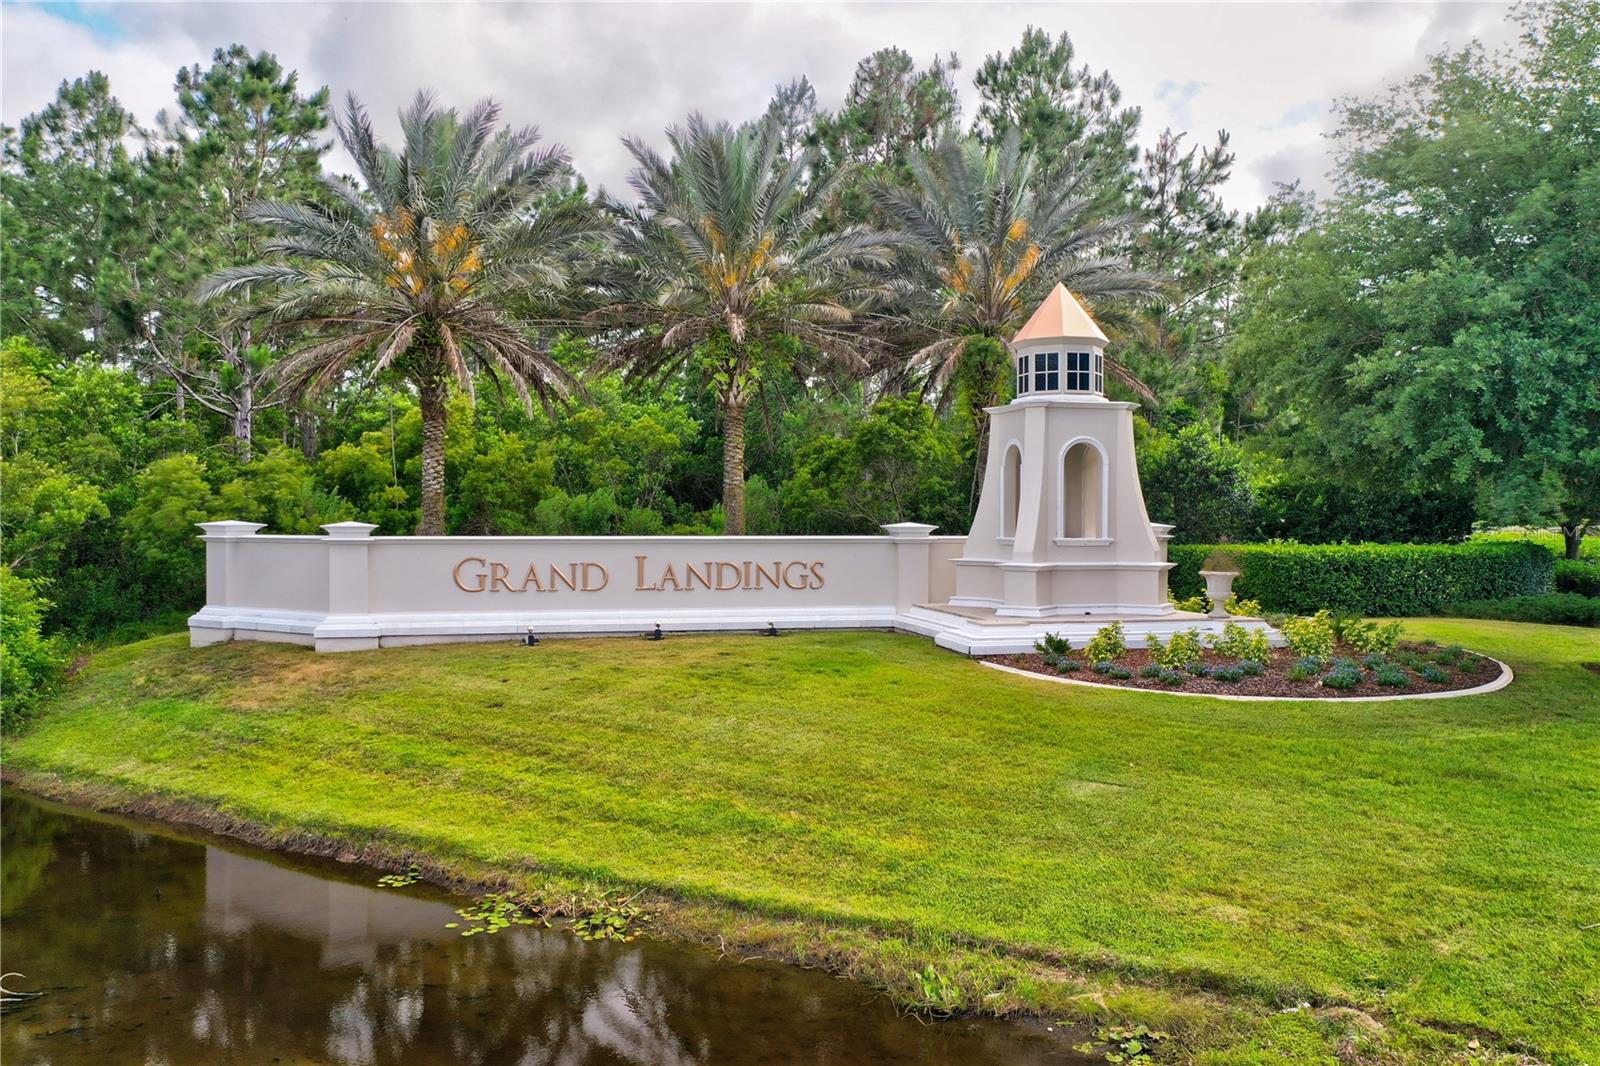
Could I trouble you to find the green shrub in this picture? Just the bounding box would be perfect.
[1172,593,1208,613]
[1213,665,1244,683]
[1554,560,1600,597]
[1,566,68,731]
[1281,611,1337,658]
[1439,593,1600,627]
[1224,593,1262,616]
[1210,621,1271,661]
[1420,665,1450,683]
[1239,658,1266,676]
[1168,541,1554,615]
[1034,632,1073,658]
[1286,662,1316,683]
[1085,622,1127,664]
[1322,667,1362,691]
[1105,665,1134,680]
[1147,628,1204,669]
[1374,664,1410,687]
[1342,619,1404,656]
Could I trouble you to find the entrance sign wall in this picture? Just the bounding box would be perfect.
[189,288,1280,656]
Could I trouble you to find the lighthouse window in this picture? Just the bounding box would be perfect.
[1016,355,1030,395]
[1066,350,1093,391]
[1033,351,1059,392]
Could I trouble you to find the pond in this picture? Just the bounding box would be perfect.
[1,791,1091,1065]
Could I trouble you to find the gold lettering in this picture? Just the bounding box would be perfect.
[716,562,742,590]
[659,562,682,591]
[635,555,657,591]
[741,561,754,589]
[490,561,514,593]
[582,562,609,591]
[685,562,713,590]
[809,560,825,589]
[521,564,546,593]
[453,557,488,593]
[754,561,781,590]
[782,561,809,590]
[550,563,579,592]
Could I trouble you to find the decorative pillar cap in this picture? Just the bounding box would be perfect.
[322,521,379,539]
[881,522,939,540]
[196,521,267,539]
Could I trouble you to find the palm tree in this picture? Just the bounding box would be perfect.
[590,113,899,535]
[201,92,599,534]
[872,130,1161,417]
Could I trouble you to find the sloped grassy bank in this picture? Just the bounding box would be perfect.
[5,622,1596,1065]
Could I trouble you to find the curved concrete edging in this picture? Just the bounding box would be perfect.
[977,656,1514,702]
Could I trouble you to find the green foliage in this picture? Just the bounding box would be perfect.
[1281,611,1337,659]
[1138,423,1254,542]
[1209,622,1270,662]
[1147,628,1204,669]
[1339,619,1404,656]
[1223,593,1261,616]
[0,566,68,730]
[1084,621,1127,664]
[1441,593,1600,628]
[1075,1022,1169,1064]
[1169,542,1555,615]
[1249,473,1475,544]
[1171,593,1208,613]
[913,964,962,1014]
[1229,4,1600,539]
[1374,664,1410,688]
[1321,665,1363,690]
[780,398,967,534]
[1554,560,1600,597]
[451,893,550,937]
[376,865,422,888]
[571,890,653,943]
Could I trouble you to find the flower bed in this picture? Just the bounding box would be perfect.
[989,640,1504,699]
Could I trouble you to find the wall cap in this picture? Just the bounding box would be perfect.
[881,522,939,540]
[196,521,266,539]
[323,521,379,539]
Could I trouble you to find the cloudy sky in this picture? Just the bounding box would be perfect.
[3,1,1515,209]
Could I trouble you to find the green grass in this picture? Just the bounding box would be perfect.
[6,620,1598,1064]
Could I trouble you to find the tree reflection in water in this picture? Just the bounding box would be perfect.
[1,793,1084,1065]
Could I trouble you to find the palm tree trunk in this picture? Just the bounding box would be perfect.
[722,394,748,535]
[417,378,448,535]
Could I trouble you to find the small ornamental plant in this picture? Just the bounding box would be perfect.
[1224,593,1263,616]
[1374,664,1410,688]
[1033,632,1082,672]
[1210,622,1271,662]
[1282,610,1337,659]
[1420,665,1450,683]
[1343,619,1404,656]
[1201,549,1240,574]
[1172,593,1209,613]
[1084,621,1127,664]
[1148,628,1204,669]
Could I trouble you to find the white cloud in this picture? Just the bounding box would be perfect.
[2,0,1518,210]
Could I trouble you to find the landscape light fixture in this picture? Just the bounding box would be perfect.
[647,623,664,641]
[761,622,780,637]
[522,628,539,647]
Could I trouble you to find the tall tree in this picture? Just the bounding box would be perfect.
[133,46,331,455]
[764,76,818,166]
[592,113,899,534]
[972,26,1140,209]
[873,130,1158,429]
[0,72,141,359]
[201,92,600,533]
[1230,1,1600,556]
[812,48,962,224]
[1115,128,1239,418]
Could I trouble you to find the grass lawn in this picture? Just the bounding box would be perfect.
[5,619,1598,1064]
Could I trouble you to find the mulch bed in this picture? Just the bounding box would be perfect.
[987,641,1504,698]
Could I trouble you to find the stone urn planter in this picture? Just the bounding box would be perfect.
[1199,570,1240,618]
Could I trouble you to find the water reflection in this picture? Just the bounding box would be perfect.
[2,793,1086,1065]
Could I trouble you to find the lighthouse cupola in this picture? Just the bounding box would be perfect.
[1010,283,1109,399]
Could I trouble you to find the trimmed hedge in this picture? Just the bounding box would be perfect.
[1168,541,1555,616]
[1441,593,1600,628]
[1554,559,1600,597]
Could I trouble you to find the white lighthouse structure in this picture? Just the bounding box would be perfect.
[949,284,1174,617]
[897,285,1278,653]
